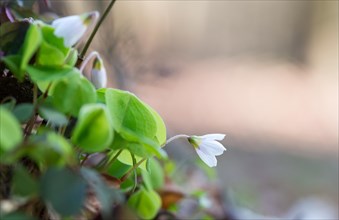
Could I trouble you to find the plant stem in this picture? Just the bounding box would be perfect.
[24,84,38,137]
[131,153,137,193]
[80,154,90,166]
[79,51,99,73]
[24,83,51,138]
[79,0,117,59]
[163,134,190,147]
[102,149,123,171]
[120,158,147,182]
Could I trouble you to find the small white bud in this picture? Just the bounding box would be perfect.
[91,55,107,89]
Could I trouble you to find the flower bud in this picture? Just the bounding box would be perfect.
[91,55,107,89]
[51,11,99,47]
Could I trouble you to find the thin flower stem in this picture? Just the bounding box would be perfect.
[102,149,123,171]
[79,51,99,73]
[120,158,147,182]
[80,154,90,166]
[59,115,71,136]
[131,153,137,193]
[163,134,190,147]
[79,0,117,59]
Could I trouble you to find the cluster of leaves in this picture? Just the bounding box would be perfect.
[0,1,225,220]
[0,1,170,219]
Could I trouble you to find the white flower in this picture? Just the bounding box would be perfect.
[91,55,107,89]
[51,11,99,47]
[188,134,226,167]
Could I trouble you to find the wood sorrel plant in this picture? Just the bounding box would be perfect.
[0,1,226,219]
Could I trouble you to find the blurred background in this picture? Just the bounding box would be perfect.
[52,1,338,218]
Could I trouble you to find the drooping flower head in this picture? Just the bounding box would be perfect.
[91,55,107,89]
[188,134,226,167]
[51,11,99,47]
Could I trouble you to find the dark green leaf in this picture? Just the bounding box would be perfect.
[38,106,68,126]
[13,103,34,123]
[81,168,123,218]
[40,168,87,216]
[1,55,24,79]
[12,165,38,197]
[28,131,74,167]
[0,97,16,111]
[72,104,113,153]
[0,107,23,153]
[0,212,36,220]
[0,22,29,55]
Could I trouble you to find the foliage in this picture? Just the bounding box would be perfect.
[0,1,224,219]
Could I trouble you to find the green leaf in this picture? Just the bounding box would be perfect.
[107,158,130,179]
[1,55,24,79]
[105,89,157,138]
[110,129,166,159]
[41,25,69,56]
[26,65,75,82]
[40,168,87,216]
[12,165,38,197]
[0,212,36,220]
[0,107,23,153]
[119,127,167,158]
[36,41,65,66]
[72,104,113,153]
[117,150,147,170]
[64,48,78,67]
[96,88,107,103]
[1,97,16,111]
[106,89,168,158]
[145,104,167,145]
[38,106,68,126]
[28,132,74,167]
[52,73,97,116]
[13,103,34,123]
[128,187,161,219]
[20,24,42,71]
[141,159,164,190]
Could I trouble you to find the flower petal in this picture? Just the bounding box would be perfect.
[199,140,226,156]
[200,133,225,141]
[91,68,107,89]
[52,15,86,47]
[196,149,217,167]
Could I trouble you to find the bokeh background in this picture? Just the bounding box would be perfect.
[51,1,338,218]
